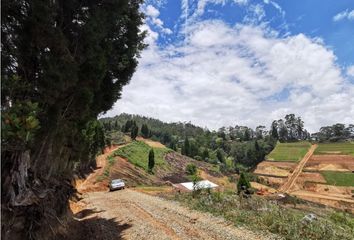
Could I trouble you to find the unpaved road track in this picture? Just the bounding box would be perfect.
[278,144,317,193]
[80,189,276,240]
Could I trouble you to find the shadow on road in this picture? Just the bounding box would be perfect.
[55,209,132,240]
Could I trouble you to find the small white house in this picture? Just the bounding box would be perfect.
[173,180,218,191]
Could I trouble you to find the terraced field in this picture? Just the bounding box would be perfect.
[266,141,311,162]
[321,171,354,187]
[314,142,354,157]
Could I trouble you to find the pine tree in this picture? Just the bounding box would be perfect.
[237,172,251,194]
[1,0,145,237]
[124,120,133,132]
[183,137,191,157]
[141,123,150,138]
[131,122,139,140]
[148,148,155,172]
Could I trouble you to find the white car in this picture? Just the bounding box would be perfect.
[109,179,125,191]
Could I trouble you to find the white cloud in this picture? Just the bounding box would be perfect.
[347,65,354,77]
[105,19,354,132]
[144,5,173,35]
[145,5,160,18]
[333,9,354,22]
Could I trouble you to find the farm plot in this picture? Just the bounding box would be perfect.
[314,142,354,157]
[254,161,297,177]
[321,171,354,187]
[305,155,354,172]
[266,141,311,162]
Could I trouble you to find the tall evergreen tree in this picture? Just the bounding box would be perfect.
[271,120,279,140]
[237,172,251,194]
[1,0,145,238]
[141,123,150,138]
[148,148,155,172]
[131,122,139,140]
[183,137,191,157]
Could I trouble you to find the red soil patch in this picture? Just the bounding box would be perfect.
[259,176,286,188]
[297,172,327,184]
[257,161,297,170]
[254,161,297,178]
[305,155,354,172]
[137,137,166,148]
[77,145,125,193]
[109,156,163,186]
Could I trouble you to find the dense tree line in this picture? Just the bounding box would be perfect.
[270,114,310,142]
[315,123,354,142]
[101,113,281,170]
[1,1,145,239]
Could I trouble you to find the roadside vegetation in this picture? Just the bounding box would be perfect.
[321,171,354,187]
[315,142,354,157]
[175,190,354,240]
[266,141,311,162]
[113,141,171,171]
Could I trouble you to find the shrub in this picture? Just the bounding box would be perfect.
[237,172,251,194]
[186,163,197,175]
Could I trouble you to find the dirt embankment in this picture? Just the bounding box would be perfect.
[66,189,275,240]
[76,146,122,193]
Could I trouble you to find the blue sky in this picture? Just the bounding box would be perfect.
[105,0,354,132]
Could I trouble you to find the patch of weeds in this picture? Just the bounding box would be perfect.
[174,191,354,240]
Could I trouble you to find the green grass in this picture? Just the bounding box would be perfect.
[321,171,354,187]
[113,140,172,171]
[174,191,354,240]
[266,141,311,162]
[315,142,354,157]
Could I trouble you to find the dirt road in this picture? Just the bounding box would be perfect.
[278,144,317,193]
[75,189,276,240]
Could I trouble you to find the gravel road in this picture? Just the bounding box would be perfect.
[78,189,278,240]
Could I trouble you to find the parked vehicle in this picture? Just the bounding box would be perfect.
[109,179,125,191]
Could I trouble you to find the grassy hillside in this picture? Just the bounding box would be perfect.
[315,142,354,157]
[321,171,354,187]
[113,141,172,171]
[266,141,311,162]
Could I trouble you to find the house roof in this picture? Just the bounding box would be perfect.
[176,180,218,191]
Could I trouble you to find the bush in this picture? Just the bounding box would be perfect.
[237,172,251,194]
[175,191,354,240]
[186,163,197,175]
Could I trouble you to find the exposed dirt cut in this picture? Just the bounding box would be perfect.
[251,182,277,194]
[253,161,297,178]
[109,156,164,186]
[305,155,354,172]
[258,176,286,188]
[76,146,122,193]
[137,137,167,148]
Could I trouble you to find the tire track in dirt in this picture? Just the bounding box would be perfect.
[82,190,276,240]
[279,144,317,193]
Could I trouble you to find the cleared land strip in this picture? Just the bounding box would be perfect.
[81,189,276,240]
[279,144,317,193]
